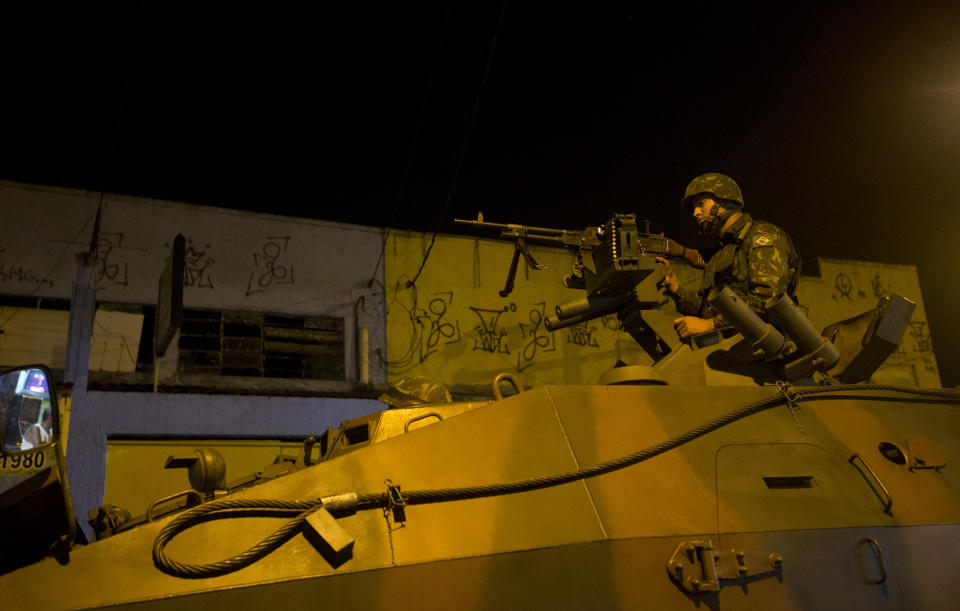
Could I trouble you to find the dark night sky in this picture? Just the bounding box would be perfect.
[2,2,959,386]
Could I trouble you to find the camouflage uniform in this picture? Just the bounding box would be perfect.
[671,212,800,326]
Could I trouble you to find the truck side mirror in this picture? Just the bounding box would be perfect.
[0,365,75,574]
[0,366,57,457]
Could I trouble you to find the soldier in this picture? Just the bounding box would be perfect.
[660,173,800,339]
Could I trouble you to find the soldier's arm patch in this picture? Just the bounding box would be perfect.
[747,228,793,300]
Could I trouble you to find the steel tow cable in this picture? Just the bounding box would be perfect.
[154,384,960,578]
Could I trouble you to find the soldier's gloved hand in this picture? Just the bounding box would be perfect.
[673,315,714,339]
[655,257,680,294]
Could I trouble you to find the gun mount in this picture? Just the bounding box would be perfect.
[455,213,698,332]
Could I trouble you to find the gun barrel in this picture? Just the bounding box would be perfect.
[545,309,610,331]
[555,295,631,320]
[453,219,512,230]
[453,218,575,237]
[545,313,582,331]
[546,294,633,331]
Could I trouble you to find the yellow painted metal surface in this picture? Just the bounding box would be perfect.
[58,392,70,453]
[543,384,763,538]
[718,528,905,609]
[110,538,710,610]
[716,443,893,532]
[104,439,301,515]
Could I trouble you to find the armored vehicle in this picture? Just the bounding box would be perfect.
[1,216,958,609]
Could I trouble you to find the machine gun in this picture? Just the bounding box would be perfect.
[454,213,702,331]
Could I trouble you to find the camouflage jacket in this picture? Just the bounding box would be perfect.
[672,213,800,326]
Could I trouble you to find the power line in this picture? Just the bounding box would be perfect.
[368,0,456,286]
[406,0,509,288]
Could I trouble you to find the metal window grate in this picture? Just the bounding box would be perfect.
[178,309,344,380]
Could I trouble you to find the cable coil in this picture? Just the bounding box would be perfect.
[154,384,960,578]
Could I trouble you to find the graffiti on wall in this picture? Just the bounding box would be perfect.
[517,302,556,372]
[49,231,148,289]
[418,291,461,356]
[471,305,511,355]
[871,274,891,299]
[95,233,135,287]
[566,321,600,348]
[386,284,462,373]
[0,265,54,288]
[245,236,295,296]
[600,315,620,331]
[183,239,216,289]
[906,320,938,374]
[908,321,934,354]
[833,273,853,301]
[832,272,894,304]
[469,298,608,372]
[386,278,613,375]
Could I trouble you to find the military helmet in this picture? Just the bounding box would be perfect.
[681,173,744,211]
[378,375,452,408]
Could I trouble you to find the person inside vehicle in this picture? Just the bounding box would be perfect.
[658,172,800,340]
[21,407,52,450]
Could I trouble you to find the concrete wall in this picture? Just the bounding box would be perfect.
[0,180,387,384]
